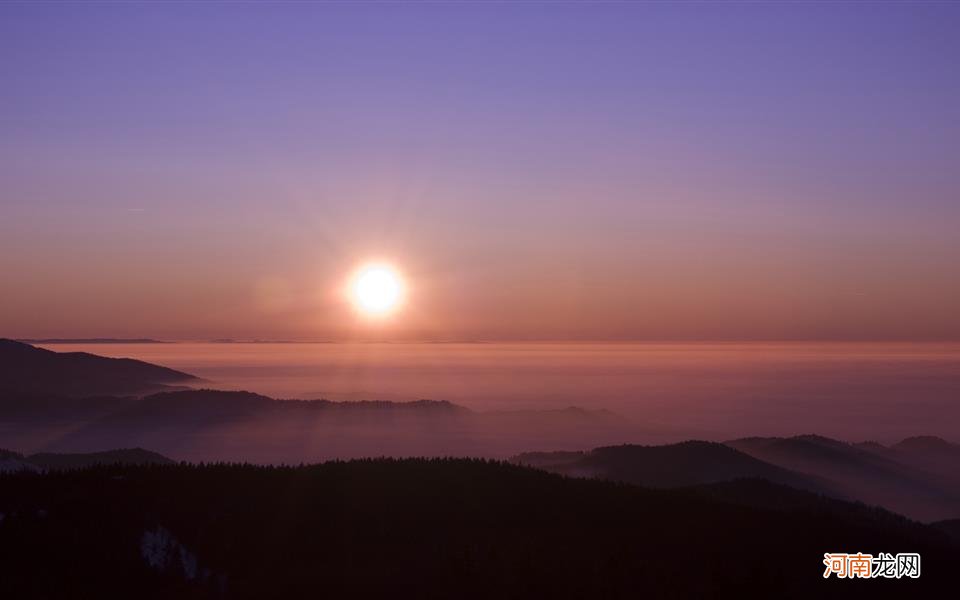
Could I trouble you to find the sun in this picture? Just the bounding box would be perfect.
[349,263,405,317]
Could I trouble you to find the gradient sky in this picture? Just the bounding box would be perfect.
[2,2,959,341]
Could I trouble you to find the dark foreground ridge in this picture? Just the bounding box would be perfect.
[0,459,956,599]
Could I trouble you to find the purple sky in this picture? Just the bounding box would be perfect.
[2,2,959,340]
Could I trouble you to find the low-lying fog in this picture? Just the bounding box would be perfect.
[37,341,960,443]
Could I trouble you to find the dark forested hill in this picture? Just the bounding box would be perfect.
[0,447,172,472]
[0,339,198,397]
[0,460,954,599]
[513,441,832,493]
[23,448,174,470]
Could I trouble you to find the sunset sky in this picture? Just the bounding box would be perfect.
[2,2,959,341]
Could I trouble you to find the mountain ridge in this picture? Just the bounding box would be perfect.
[0,339,199,397]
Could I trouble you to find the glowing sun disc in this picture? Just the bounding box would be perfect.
[350,263,405,316]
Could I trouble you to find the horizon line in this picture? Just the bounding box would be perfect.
[18,337,960,345]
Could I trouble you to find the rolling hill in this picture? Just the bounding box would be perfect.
[727,435,960,522]
[513,441,832,494]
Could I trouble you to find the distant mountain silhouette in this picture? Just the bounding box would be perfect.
[0,339,198,397]
[886,436,960,480]
[15,338,168,344]
[1,387,639,463]
[100,390,471,423]
[515,436,960,522]
[0,447,172,472]
[727,434,960,522]
[513,441,831,493]
[26,448,174,470]
[892,435,958,452]
[850,436,960,494]
[0,459,956,598]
